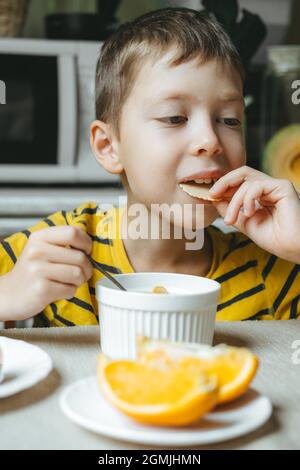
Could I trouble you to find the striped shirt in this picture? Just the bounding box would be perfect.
[0,201,299,327]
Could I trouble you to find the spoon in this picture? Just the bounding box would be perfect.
[67,243,128,291]
[88,255,127,291]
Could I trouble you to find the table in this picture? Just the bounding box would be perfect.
[0,322,300,450]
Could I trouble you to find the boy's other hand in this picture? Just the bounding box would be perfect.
[209,165,300,264]
[0,226,93,322]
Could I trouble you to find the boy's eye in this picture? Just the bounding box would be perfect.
[218,117,241,127]
[160,116,187,125]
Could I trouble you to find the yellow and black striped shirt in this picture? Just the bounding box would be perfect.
[0,201,299,326]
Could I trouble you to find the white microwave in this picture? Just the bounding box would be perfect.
[0,38,118,184]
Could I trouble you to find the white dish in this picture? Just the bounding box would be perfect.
[0,345,3,384]
[0,337,53,398]
[60,376,272,447]
[97,273,221,360]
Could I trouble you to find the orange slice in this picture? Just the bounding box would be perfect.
[138,339,259,405]
[96,353,219,427]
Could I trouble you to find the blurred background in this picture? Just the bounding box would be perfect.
[0,0,299,241]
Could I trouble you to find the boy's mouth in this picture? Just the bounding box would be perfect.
[178,175,223,202]
[179,181,222,202]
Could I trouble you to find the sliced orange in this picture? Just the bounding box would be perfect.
[138,339,259,405]
[96,353,219,427]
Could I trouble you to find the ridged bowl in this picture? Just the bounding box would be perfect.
[96,273,220,360]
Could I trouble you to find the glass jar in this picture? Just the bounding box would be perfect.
[260,46,300,190]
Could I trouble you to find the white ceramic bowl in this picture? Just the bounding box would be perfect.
[96,273,221,360]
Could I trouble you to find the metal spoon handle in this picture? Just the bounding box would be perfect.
[88,255,127,291]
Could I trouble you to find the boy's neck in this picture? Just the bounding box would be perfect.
[120,204,213,277]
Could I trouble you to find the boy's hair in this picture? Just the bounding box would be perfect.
[95,7,244,140]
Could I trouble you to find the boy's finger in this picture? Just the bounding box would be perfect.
[217,186,240,198]
[48,280,77,302]
[210,175,246,196]
[223,182,250,224]
[35,226,93,255]
[212,199,248,234]
[41,243,83,264]
[210,166,271,196]
[45,263,86,286]
[211,200,229,219]
[43,244,93,279]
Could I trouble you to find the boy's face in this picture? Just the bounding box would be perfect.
[110,52,245,229]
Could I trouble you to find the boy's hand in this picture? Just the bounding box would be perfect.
[0,226,93,322]
[209,165,300,264]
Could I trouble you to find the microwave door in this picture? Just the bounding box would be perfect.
[57,55,77,168]
[0,53,59,166]
[0,52,77,182]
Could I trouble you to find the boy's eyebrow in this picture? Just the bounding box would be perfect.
[144,92,192,106]
[145,91,244,106]
[219,93,245,105]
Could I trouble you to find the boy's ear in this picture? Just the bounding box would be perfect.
[90,120,123,174]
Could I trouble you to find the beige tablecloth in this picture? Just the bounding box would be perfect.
[0,322,300,450]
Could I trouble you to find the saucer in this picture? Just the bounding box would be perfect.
[60,376,272,446]
[0,337,53,398]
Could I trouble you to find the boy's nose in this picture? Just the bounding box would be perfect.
[189,125,223,159]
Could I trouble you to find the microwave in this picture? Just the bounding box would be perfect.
[0,38,118,184]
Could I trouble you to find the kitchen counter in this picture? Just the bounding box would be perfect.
[0,321,299,450]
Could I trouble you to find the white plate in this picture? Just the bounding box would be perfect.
[0,337,53,398]
[60,376,272,447]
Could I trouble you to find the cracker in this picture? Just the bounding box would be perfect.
[179,182,223,201]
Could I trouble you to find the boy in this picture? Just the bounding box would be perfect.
[1,7,300,327]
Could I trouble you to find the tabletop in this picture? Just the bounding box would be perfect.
[0,322,300,450]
